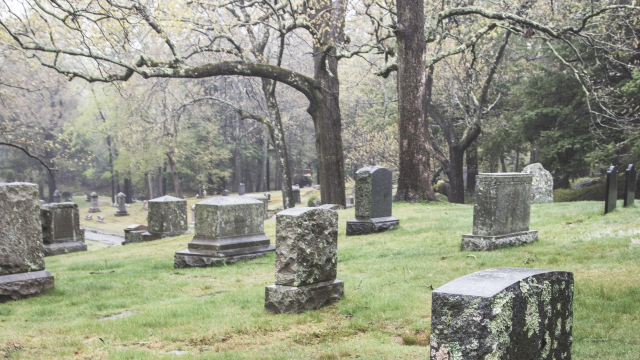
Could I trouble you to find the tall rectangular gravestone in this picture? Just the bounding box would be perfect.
[462,173,538,251]
[346,166,399,235]
[238,183,246,196]
[115,192,129,216]
[430,267,573,360]
[265,207,343,314]
[88,192,101,213]
[0,183,54,302]
[140,195,191,241]
[40,203,87,256]
[624,164,635,208]
[292,185,301,204]
[174,196,274,268]
[604,166,618,214]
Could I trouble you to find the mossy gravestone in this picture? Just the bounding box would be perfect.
[140,195,190,241]
[624,164,636,208]
[243,193,269,220]
[292,185,301,204]
[265,207,343,314]
[430,267,573,360]
[462,173,538,251]
[604,166,618,215]
[522,163,554,204]
[174,196,274,268]
[346,166,399,236]
[40,203,87,256]
[0,183,54,303]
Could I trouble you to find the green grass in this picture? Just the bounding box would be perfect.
[1,200,639,358]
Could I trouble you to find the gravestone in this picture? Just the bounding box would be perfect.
[203,190,207,197]
[123,224,148,245]
[52,190,61,203]
[604,166,618,215]
[462,173,538,251]
[265,207,343,314]
[40,203,87,256]
[174,196,273,268]
[430,267,573,360]
[142,200,148,210]
[313,198,321,207]
[222,189,229,196]
[85,194,91,202]
[313,184,321,190]
[265,192,271,202]
[0,183,54,302]
[88,192,101,213]
[115,192,129,216]
[191,205,196,227]
[346,166,399,236]
[140,195,191,241]
[346,196,354,208]
[84,214,92,220]
[243,194,269,220]
[292,185,301,204]
[239,183,246,195]
[522,163,554,204]
[624,164,636,208]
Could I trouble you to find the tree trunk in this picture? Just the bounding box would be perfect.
[232,118,242,193]
[500,155,507,172]
[393,0,438,202]
[161,166,167,196]
[246,156,254,193]
[513,151,520,172]
[466,143,478,196]
[447,144,465,203]
[166,150,183,198]
[258,125,268,191]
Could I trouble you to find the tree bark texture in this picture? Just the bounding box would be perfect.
[465,143,478,196]
[394,0,438,202]
[232,118,242,193]
[447,144,465,203]
[166,150,183,198]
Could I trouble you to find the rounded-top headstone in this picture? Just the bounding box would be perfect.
[521,163,554,204]
[355,166,392,219]
[117,192,126,198]
[90,192,97,197]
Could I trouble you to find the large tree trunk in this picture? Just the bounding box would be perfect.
[232,119,242,193]
[246,156,254,193]
[466,143,478,196]
[393,0,438,202]
[166,150,183,198]
[258,125,268,191]
[447,144,465,203]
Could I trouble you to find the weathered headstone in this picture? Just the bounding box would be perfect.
[243,194,269,220]
[222,189,229,196]
[142,200,148,210]
[96,215,105,223]
[265,207,343,314]
[123,224,148,245]
[604,166,618,215]
[346,166,399,236]
[40,203,87,256]
[115,192,129,216]
[88,192,101,213]
[462,173,538,251]
[52,190,61,203]
[292,185,301,204]
[84,214,92,220]
[0,183,54,302]
[264,192,271,202]
[624,164,636,208]
[190,205,196,227]
[522,163,554,204]
[346,196,354,208]
[174,196,274,268]
[203,189,207,197]
[85,193,91,202]
[238,183,246,195]
[140,195,191,241]
[430,267,573,360]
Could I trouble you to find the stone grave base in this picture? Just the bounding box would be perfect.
[265,279,344,314]
[140,230,191,242]
[124,230,146,245]
[43,241,87,257]
[88,207,101,213]
[461,230,538,251]
[114,211,130,217]
[346,216,399,236]
[174,245,275,268]
[0,270,55,303]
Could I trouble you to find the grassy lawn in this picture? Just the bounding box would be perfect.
[1,200,639,359]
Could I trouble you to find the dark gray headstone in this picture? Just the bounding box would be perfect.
[222,189,229,196]
[88,192,101,213]
[605,166,618,215]
[85,194,91,202]
[430,267,573,360]
[115,192,129,217]
[0,183,54,302]
[265,207,343,314]
[238,183,246,196]
[40,202,87,256]
[141,195,191,241]
[52,190,61,203]
[264,192,271,202]
[462,173,538,251]
[346,166,398,236]
[624,164,636,208]
[174,196,273,268]
[292,185,301,204]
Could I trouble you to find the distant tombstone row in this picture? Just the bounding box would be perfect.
[605,164,637,214]
[174,196,273,268]
[462,173,538,251]
[346,166,399,236]
[430,267,573,359]
[0,183,54,303]
[40,202,87,256]
[292,185,301,204]
[265,207,343,314]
